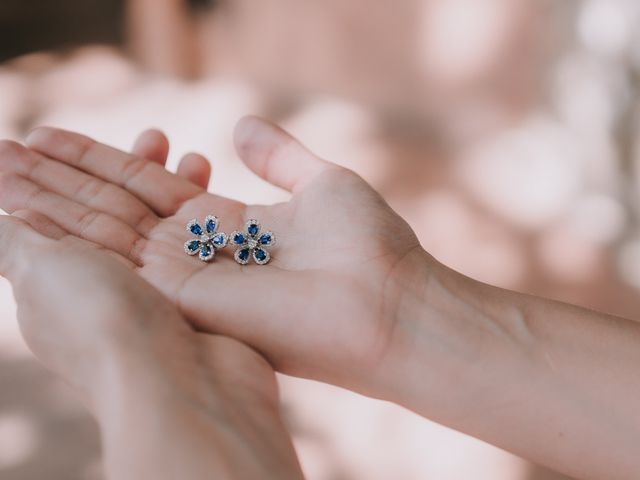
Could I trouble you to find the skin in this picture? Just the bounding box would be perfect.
[131,127,212,189]
[0,118,418,390]
[0,212,304,480]
[0,117,638,479]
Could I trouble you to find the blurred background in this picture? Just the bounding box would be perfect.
[1,0,639,478]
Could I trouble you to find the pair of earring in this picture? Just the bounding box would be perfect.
[183,216,276,265]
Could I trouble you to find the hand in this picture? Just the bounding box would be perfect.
[0,117,427,395]
[5,120,639,480]
[0,213,304,480]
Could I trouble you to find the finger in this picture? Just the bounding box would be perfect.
[133,131,212,188]
[0,215,49,280]
[26,127,203,217]
[12,209,68,240]
[0,140,158,236]
[12,209,137,269]
[131,129,170,166]
[233,116,336,193]
[0,173,145,265]
[177,152,211,189]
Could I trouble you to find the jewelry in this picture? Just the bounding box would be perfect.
[230,219,276,265]
[184,215,228,262]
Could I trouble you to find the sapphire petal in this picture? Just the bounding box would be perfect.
[259,233,272,245]
[199,244,213,260]
[212,233,226,246]
[190,223,203,236]
[247,223,259,236]
[233,233,245,245]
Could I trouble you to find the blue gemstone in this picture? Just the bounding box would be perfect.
[205,219,216,233]
[233,233,245,245]
[213,234,224,245]
[259,233,272,245]
[254,249,267,262]
[190,223,202,235]
[187,240,200,251]
[238,248,250,261]
[248,223,259,236]
[200,245,212,257]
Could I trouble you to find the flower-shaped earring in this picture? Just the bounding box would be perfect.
[184,215,228,262]
[231,219,276,265]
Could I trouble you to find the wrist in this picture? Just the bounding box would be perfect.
[75,312,199,416]
[90,328,217,424]
[373,249,535,421]
[90,333,304,480]
[374,251,640,479]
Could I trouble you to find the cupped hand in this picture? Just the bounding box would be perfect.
[0,212,304,478]
[0,210,281,406]
[0,117,426,393]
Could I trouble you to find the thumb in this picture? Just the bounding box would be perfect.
[233,116,337,193]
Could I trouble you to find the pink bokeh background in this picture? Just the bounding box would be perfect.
[1,1,639,478]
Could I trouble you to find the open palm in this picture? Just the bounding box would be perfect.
[0,117,422,390]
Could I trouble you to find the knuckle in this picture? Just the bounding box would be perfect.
[76,138,96,165]
[75,177,106,200]
[132,209,156,235]
[76,210,100,236]
[127,236,146,265]
[121,155,149,184]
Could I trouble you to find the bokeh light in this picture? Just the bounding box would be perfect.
[1,1,639,479]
